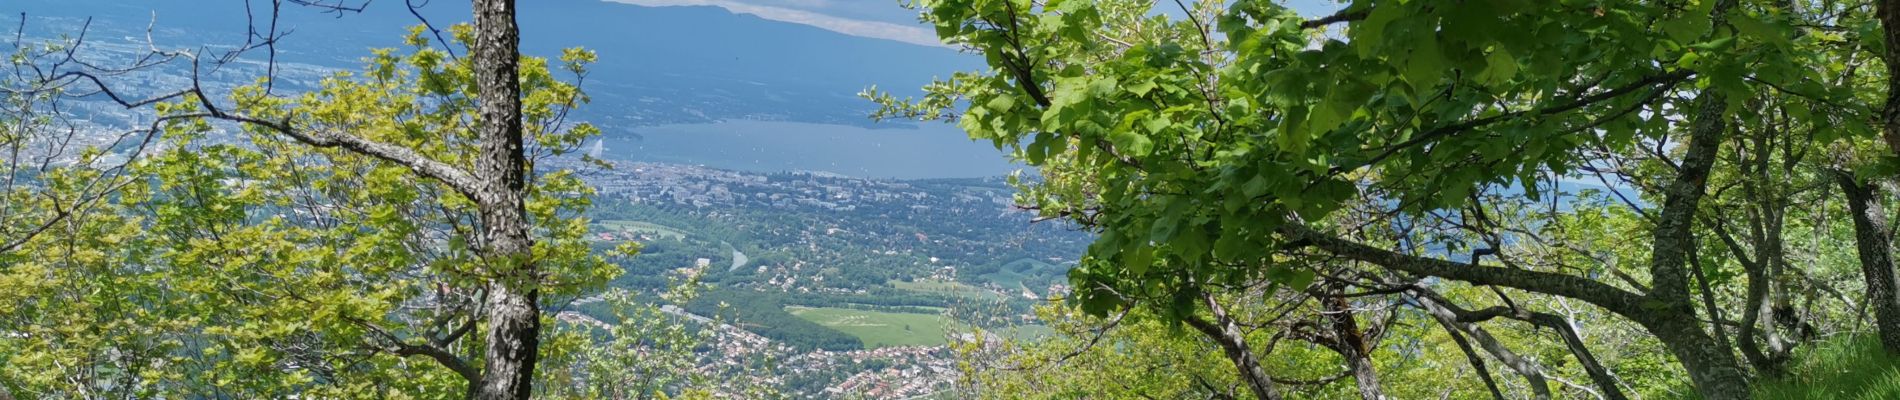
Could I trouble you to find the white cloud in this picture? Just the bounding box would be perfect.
[604,0,947,48]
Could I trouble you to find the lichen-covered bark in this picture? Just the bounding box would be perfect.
[1877,0,1900,158]
[1833,170,1900,355]
[1319,295,1386,400]
[468,0,540,399]
[1631,91,1751,400]
[1186,297,1284,400]
[1864,0,1900,356]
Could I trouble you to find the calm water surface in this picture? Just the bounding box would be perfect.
[604,120,1022,179]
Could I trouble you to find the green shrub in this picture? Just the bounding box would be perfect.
[1755,336,1900,400]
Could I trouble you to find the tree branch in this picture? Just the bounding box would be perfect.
[1342,70,1691,176]
[1300,9,1368,29]
[1281,224,1647,318]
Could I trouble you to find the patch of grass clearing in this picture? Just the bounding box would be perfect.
[892,279,1009,301]
[786,306,955,348]
[596,220,688,239]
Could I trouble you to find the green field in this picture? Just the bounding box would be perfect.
[892,279,1010,301]
[596,220,688,239]
[786,306,956,348]
[845,303,948,312]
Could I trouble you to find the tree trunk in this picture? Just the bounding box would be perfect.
[1320,295,1386,400]
[1528,313,1631,400]
[1737,256,1791,376]
[1866,0,1900,357]
[1186,297,1284,400]
[1639,90,1753,400]
[1876,0,1900,158]
[1688,250,1737,367]
[476,284,540,400]
[469,0,539,399]
[1414,294,1551,400]
[1833,170,1900,354]
[1434,316,1507,400]
[1642,317,1753,400]
[1342,353,1383,400]
[1186,318,1281,400]
[1738,135,1797,375]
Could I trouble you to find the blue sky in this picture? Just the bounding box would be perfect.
[609,0,1344,47]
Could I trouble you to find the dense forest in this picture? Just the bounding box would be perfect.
[9,0,1900,399]
[868,0,1900,398]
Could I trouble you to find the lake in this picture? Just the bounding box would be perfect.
[601,120,1024,179]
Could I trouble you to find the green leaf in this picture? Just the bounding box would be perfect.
[1123,244,1155,275]
[1676,51,1701,69]
[1174,226,1209,263]
[1241,174,1271,198]
[1479,47,1518,86]
[1266,265,1316,291]
[1150,216,1181,243]
[1130,80,1159,97]
[1144,115,1172,134]
[986,93,1016,113]
[1353,4,1403,57]
[1078,279,1126,316]
[1213,226,1248,261]
[1111,129,1155,157]
[1026,133,1052,164]
[1687,35,1736,52]
[1276,108,1310,153]
[1308,101,1347,139]
[1285,269,1316,291]
[1730,13,1790,50]
[1404,33,1447,87]
[1661,13,1711,44]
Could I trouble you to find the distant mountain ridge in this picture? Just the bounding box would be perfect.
[13,0,978,129]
